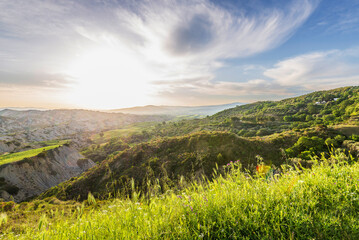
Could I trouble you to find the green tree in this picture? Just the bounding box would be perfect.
[334,135,346,144]
[308,104,319,114]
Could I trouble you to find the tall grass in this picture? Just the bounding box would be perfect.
[1,151,359,239]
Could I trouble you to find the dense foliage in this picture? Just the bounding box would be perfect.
[153,86,359,138]
[42,131,300,201]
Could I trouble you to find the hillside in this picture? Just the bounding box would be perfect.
[40,131,293,200]
[0,109,170,143]
[212,86,359,131]
[33,87,357,201]
[98,87,358,144]
[41,123,356,201]
[0,145,95,202]
[81,87,359,165]
[1,151,358,239]
[0,109,171,164]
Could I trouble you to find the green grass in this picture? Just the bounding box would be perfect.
[0,145,62,166]
[91,122,157,144]
[171,114,207,121]
[32,139,69,147]
[333,125,359,137]
[1,151,358,239]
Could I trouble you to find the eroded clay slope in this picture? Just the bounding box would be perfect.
[0,145,95,202]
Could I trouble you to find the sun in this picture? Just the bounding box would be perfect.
[64,46,156,109]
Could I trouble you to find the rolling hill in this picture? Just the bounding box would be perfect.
[1,86,359,239]
[38,86,359,201]
[109,102,243,116]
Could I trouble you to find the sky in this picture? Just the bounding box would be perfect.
[0,0,358,109]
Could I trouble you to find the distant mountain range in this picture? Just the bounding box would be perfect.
[0,107,48,111]
[109,102,244,116]
[0,103,244,116]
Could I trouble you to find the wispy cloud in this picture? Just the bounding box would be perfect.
[312,0,359,33]
[1,0,318,74]
[152,76,290,105]
[0,71,73,88]
[105,0,319,79]
[153,47,359,104]
[0,0,319,107]
[107,0,318,104]
[264,48,359,90]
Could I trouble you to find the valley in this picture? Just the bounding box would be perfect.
[0,109,170,150]
[0,86,358,239]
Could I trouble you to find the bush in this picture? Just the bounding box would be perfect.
[256,128,271,136]
[0,201,15,212]
[334,135,346,144]
[283,116,293,122]
[298,150,313,160]
[286,136,325,158]
[351,134,359,141]
[325,138,338,147]
[306,115,314,121]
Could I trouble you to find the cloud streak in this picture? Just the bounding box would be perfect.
[0,0,320,107]
[312,0,359,34]
[153,47,359,104]
[264,48,359,90]
[1,0,318,72]
[0,71,73,88]
[106,0,319,78]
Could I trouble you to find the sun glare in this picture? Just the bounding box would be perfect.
[65,46,156,109]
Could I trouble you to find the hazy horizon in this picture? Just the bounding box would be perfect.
[0,84,355,111]
[1,0,359,109]
[0,100,244,111]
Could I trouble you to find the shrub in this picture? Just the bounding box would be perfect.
[334,135,346,144]
[0,201,15,212]
[325,138,338,147]
[351,134,359,141]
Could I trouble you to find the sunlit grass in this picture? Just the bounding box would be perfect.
[32,139,69,147]
[91,122,157,144]
[332,124,359,136]
[1,151,358,239]
[0,145,62,166]
[171,114,206,121]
